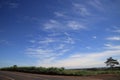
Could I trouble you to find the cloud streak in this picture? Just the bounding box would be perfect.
[0,40,9,45]
[67,21,86,30]
[106,36,120,41]
[88,0,104,11]
[73,3,90,17]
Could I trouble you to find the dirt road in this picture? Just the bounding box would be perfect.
[0,71,120,80]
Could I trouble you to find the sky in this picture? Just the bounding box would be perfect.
[0,0,120,68]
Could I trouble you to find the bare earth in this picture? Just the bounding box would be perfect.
[0,71,120,80]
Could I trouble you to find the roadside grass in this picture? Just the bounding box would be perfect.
[0,66,120,76]
[63,69,120,76]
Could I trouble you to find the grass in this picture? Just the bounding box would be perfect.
[63,69,120,76]
[1,66,120,76]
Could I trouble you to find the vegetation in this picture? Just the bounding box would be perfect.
[105,57,119,68]
[0,57,120,76]
[1,65,120,76]
[0,66,65,75]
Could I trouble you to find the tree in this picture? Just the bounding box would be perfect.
[13,65,17,69]
[105,57,119,68]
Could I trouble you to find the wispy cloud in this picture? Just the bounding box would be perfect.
[88,0,104,11]
[106,36,120,41]
[43,19,87,31]
[113,30,120,33]
[92,36,97,39]
[107,25,120,33]
[26,48,53,55]
[8,2,19,8]
[29,40,36,43]
[2,0,19,8]
[104,43,112,47]
[54,12,66,17]
[67,21,86,30]
[112,26,120,33]
[104,44,120,50]
[73,3,90,17]
[48,33,61,37]
[64,37,75,44]
[37,49,120,68]
[26,36,72,63]
[43,19,62,30]
[38,37,56,44]
[86,46,91,49]
[26,44,71,64]
[56,44,65,50]
[0,40,9,45]
[26,48,58,64]
[0,1,19,9]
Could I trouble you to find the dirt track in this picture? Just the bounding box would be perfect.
[0,71,120,80]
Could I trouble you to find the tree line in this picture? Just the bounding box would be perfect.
[1,66,65,75]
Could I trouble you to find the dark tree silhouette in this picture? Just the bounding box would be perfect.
[13,65,17,69]
[105,57,119,68]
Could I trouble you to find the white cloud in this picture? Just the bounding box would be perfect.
[104,43,112,47]
[8,3,18,8]
[64,37,75,44]
[88,0,104,11]
[43,19,61,30]
[29,40,36,43]
[60,49,70,53]
[48,32,61,37]
[39,37,55,44]
[26,48,59,62]
[64,32,70,36]
[0,40,9,45]
[67,21,86,30]
[106,36,120,41]
[0,1,19,9]
[56,44,65,50]
[6,1,19,8]
[93,36,97,39]
[57,48,71,56]
[26,37,72,63]
[54,12,66,17]
[26,48,53,55]
[43,19,87,31]
[86,46,91,49]
[112,30,120,33]
[26,45,71,65]
[73,3,90,16]
[107,26,120,33]
[104,44,120,50]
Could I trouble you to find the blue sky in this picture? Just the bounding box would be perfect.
[0,0,120,68]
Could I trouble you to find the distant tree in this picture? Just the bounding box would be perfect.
[105,57,119,68]
[13,65,17,69]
